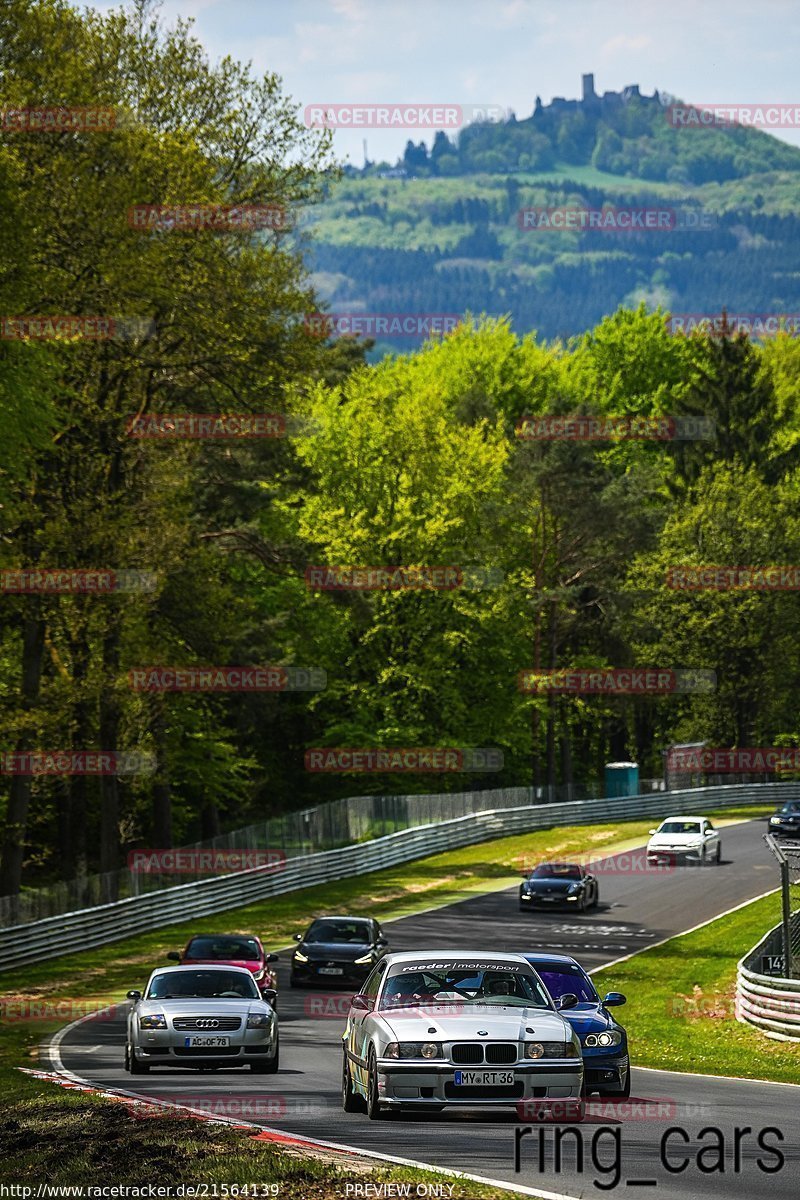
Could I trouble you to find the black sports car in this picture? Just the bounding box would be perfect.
[519,862,599,912]
[768,801,800,840]
[290,915,388,987]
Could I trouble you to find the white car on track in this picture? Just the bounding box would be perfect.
[341,950,584,1119]
[646,815,721,865]
[125,964,279,1074]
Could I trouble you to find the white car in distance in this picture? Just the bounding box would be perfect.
[646,815,721,866]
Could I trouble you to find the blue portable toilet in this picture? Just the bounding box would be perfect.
[605,761,639,798]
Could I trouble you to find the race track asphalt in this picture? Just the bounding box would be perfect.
[52,816,800,1200]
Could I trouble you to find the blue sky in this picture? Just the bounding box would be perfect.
[80,0,800,164]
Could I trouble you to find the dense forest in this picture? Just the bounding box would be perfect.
[3,1,800,897]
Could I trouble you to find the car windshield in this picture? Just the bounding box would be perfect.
[530,863,582,880]
[185,936,261,960]
[305,919,371,944]
[779,804,800,814]
[147,970,260,999]
[658,821,701,834]
[529,963,599,1003]
[380,962,551,1008]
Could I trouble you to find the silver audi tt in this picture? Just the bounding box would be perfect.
[342,951,584,1119]
[125,964,279,1074]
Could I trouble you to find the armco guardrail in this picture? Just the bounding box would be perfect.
[0,781,794,972]
[737,922,800,1041]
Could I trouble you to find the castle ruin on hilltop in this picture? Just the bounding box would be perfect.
[532,74,662,118]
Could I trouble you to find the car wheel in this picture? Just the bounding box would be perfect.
[592,888,600,908]
[366,1047,387,1120]
[127,1043,150,1075]
[715,842,722,863]
[342,1052,363,1112]
[252,1033,280,1074]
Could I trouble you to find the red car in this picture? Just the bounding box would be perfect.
[167,934,279,1004]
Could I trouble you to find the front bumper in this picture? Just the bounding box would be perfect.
[520,893,582,909]
[291,960,371,986]
[136,1028,275,1066]
[373,1059,583,1108]
[582,1052,629,1091]
[646,846,703,863]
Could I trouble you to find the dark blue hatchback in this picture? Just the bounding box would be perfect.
[523,952,630,1097]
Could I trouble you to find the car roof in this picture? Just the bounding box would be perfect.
[383,950,531,966]
[530,861,583,867]
[150,964,256,976]
[657,814,708,821]
[522,952,584,967]
[186,933,260,940]
[307,914,372,922]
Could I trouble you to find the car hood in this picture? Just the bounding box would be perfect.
[300,942,372,960]
[559,1003,619,1037]
[377,1003,569,1042]
[181,957,261,973]
[771,811,800,821]
[137,997,270,1016]
[649,831,702,846]
[523,878,578,893]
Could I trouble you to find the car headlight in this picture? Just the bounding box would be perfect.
[385,1041,442,1059]
[584,1030,623,1048]
[353,953,374,965]
[526,1041,575,1058]
[293,951,308,963]
[525,1042,544,1058]
[246,1013,271,1028]
[253,968,266,981]
[139,1013,167,1029]
[568,882,582,892]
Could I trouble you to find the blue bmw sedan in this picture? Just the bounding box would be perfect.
[523,952,630,1097]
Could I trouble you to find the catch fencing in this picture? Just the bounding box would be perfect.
[0,781,794,972]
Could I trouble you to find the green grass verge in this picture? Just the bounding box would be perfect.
[0,802,775,1191]
[593,888,800,1084]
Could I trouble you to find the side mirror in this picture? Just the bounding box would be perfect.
[556,993,578,1011]
[350,994,374,1012]
[126,990,142,1001]
[648,829,657,836]
[166,951,180,962]
[264,953,280,963]
[293,933,303,942]
[376,937,388,947]
[260,988,278,1006]
[603,992,627,1007]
